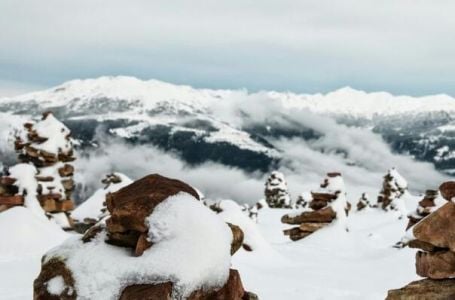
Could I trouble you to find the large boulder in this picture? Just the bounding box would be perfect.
[34,174,253,300]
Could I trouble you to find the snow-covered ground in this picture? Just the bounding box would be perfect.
[0,200,421,299]
[234,208,419,300]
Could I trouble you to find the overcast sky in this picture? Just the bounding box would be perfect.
[1,0,454,97]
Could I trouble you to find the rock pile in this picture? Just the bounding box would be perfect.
[281,172,349,241]
[377,168,408,212]
[264,171,292,208]
[34,174,255,300]
[356,193,370,211]
[406,189,446,230]
[0,112,75,229]
[0,173,22,213]
[387,181,455,299]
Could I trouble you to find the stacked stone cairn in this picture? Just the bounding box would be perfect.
[0,112,75,229]
[377,167,408,211]
[264,171,292,208]
[34,174,257,300]
[356,193,370,211]
[281,172,349,241]
[387,181,455,299]
[406,189,446,230]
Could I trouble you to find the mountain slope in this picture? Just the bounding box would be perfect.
[0,76,453,186]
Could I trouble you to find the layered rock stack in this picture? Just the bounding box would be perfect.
[264,171,292,208]
[0,173,22,213]
[281,172,349,241]
[406,189,445,230]
[356,193,370,211]
[34,174,255,300]
[0,112,75,229]
[377,168,408,212]
[387,181,455,299]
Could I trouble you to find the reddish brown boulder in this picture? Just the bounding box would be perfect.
[281,206,336,225]
[386,278,455,300]
[439,181,455,201]
[413,202,455,253]
[416,250,455,279]
[106,174,200,234]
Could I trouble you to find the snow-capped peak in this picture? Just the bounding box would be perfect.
[2,76,455,120]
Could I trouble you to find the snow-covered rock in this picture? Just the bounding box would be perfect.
[34,174,250,300]
[264,171,292,208]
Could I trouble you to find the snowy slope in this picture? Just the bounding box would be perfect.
[2,76,455,119]
[0,203,422,300]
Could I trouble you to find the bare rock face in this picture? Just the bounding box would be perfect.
[386,278,455,300]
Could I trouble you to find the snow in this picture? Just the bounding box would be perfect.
[37,162,65,196]
[46,276,66,295]
[4,76,455,120]
[44,193,232,299]
[8,163,45,219]
[217,200,271,252]
[232,208,420,300]
[0,196,428,300]
[71,173,133,221]
[0,207,68,259]
[49,212,72,229]
[389,168,408,191]
[32,113,72,154]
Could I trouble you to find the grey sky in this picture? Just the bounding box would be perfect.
[1,0,454,96]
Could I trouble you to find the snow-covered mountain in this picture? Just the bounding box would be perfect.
[1,76,454,176]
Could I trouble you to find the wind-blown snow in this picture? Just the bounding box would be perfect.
[45,193,232,299]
